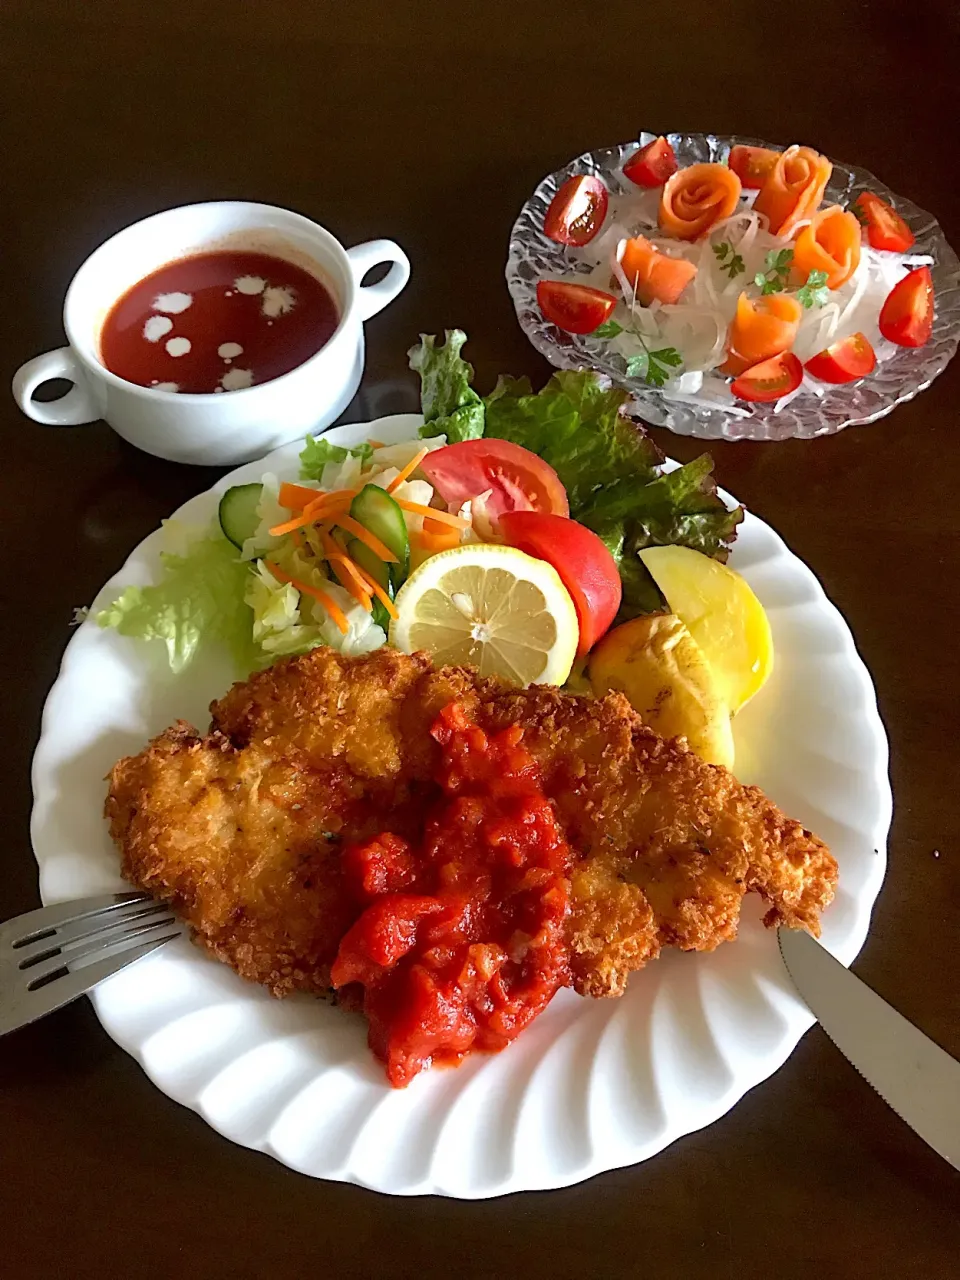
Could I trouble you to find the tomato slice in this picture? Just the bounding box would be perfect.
[623,136,679,188]
[878,266,934,348]
[728,144,780,189]
[853,192,915,253]
[543,175,609,246]
[419,440,569,520]
[731,351,803,403]
[498,511,621,655]
[805,333,877,384]
[536,280,616,335]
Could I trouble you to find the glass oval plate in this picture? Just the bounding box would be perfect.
[30,414,890,1197]
[506,133,960,441]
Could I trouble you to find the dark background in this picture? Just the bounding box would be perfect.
[2,2,959,1276]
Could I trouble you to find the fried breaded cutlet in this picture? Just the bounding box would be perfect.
[106,646,837,1000]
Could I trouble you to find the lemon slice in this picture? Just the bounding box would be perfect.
[588,614,734,768]
[390,544,579,686]
[639,545,773,711]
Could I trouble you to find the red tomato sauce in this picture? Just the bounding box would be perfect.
[100,250,339,394]
[332,703,573,1088]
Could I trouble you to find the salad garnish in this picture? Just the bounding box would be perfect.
[532,135,937,412]
[713,242,745,280]
[753,248,794,295]
[96,330,741,672]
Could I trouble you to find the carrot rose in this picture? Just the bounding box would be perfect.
[618,236,698,305]
[658,163,742,241]
[792,206,861,289]
[753,145,833,239]
[721,292,803,376]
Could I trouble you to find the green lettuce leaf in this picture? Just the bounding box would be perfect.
[409,330,485,442]
[407,331,744,621]
[97,525,257,673]
[484,369,662,512]
[299,436,372,480]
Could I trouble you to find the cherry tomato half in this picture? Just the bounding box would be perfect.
[878,266,934,348]
[731,351,803,403]
[853,192,915,254]
[623,136,679,188]
[805,333,877,384]
[728,145,780,190]
[543,175,609,246]
[498,511,622,655]
[536,280,616,335]
[419,439,569,520]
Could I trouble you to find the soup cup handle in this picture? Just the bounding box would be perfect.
[12,348,100,427]
[347,241,411,322]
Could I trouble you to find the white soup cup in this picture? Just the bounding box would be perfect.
[11,201,410,465]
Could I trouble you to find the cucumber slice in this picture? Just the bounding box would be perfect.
[370,597,392,632]
[346,538,393,632]
[348,538,393,631]
[347,538,390,591]
[349,484,409,586]
[218,483,263,549]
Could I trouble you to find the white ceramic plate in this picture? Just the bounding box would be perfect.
[31,413,891,1197]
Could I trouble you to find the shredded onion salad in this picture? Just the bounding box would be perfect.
[567,181,932,414]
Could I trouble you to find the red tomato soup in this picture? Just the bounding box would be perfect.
[99,250,339,394]
[332,703,573,1088]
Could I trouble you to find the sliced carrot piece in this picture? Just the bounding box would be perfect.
[658,163,742,240]
[352,563,400,620]
[754,145,833,239]
[263,561,349,635]
[415,519,462,553]
[278,481,323,511]
[792,206,861,290]
[618,236,698,305]
[720,292,803,376]
[386,447,430,494]
[333,513,400,564]
[393,498,470,528]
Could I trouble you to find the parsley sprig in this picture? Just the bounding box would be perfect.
[713,241,745,279]
[797,269,830,309]
[594,318,683,388]
[754,248,794,295]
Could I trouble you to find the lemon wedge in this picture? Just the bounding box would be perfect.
[390,544,579,686]
[638,545,773,712]
[588,614,734,768]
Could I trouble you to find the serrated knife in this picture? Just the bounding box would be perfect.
[778,927,960,1171]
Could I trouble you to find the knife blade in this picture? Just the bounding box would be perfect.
[778,927,960,1171]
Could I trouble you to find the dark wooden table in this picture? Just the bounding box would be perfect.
[2,2,958,1275]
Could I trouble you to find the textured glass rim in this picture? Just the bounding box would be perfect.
[506,133,960,441]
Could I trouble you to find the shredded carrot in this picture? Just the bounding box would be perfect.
[393,498,470,528]
[366,440,385,449]
[386,447,429,494]
[290,528,306,551]
[263,561,349,635]
[303,488,359,517]
[333,513,399,564]
[317,528,373,611]
[278,481,323,511]
[268,491,355,537]
[353,564,400,620]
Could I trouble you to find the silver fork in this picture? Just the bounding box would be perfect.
[0,892,186,1036]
